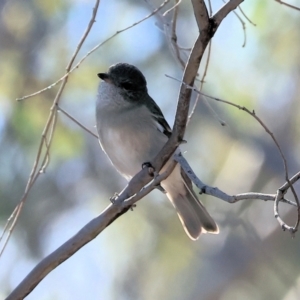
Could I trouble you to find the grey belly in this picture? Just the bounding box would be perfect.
[99,125,167,180]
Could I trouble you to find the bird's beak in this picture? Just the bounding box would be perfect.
[97,72,112,84]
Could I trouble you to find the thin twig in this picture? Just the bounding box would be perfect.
[167,74,288,176]
[163,0,181,16]
[188,0,243,124]
[274,0,300,11]
[0,0,102,258]
[16,0,170,102]
[175,154,297,206]
[170,0,186,68]
[238,5,256,25]
[57,105,99,139]
[188,41,213,123]
[232,10,247,47]
[274,171,300,234]
[222,0,246,47]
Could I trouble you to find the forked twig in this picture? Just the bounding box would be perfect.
[274,171,300,234]
[175,154,297,206]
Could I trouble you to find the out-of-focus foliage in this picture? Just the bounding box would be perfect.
[0,0,300,299]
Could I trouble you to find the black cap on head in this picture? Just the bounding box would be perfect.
[107,63,147,90]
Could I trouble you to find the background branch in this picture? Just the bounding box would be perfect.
[0,0,101,258]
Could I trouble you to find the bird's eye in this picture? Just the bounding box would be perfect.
[121,82,133,90]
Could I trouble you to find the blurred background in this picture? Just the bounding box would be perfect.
[0,0,300,299]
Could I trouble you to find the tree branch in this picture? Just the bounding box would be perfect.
[0,0,102,258]
[6,162,177,300]
[175,154,298,207]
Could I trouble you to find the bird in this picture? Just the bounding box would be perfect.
[95,62,218,240]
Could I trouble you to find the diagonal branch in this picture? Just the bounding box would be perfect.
[6,162,176,300]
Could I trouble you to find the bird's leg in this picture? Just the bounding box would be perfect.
[110,192,119,204]
[142,161,166,193]
[142,161,156,177]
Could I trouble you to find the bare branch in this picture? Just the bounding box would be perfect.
[230,8,247,47]
[163,0,182,16]
[169,0,186,68]
[16,0,170,102]
[238,5,257,26]
[6,161,176,300]
[274,171,300,234]
[274,0,300,11]
[0,0,101,258]
[166,74,289,178]
[57,105,99,139]
[175,154,297,207]
[188,41,213,123]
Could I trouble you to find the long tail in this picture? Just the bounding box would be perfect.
[161,164,219,240]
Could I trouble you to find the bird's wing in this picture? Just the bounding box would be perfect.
[143,95,172,193]
[145,95,172,138]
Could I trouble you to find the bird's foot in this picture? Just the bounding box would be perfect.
[110,192,119,204]
[142,161,156,177]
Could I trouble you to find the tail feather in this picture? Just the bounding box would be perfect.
[161,164,218,240]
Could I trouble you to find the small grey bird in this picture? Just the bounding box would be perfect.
[96,62,218,240]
